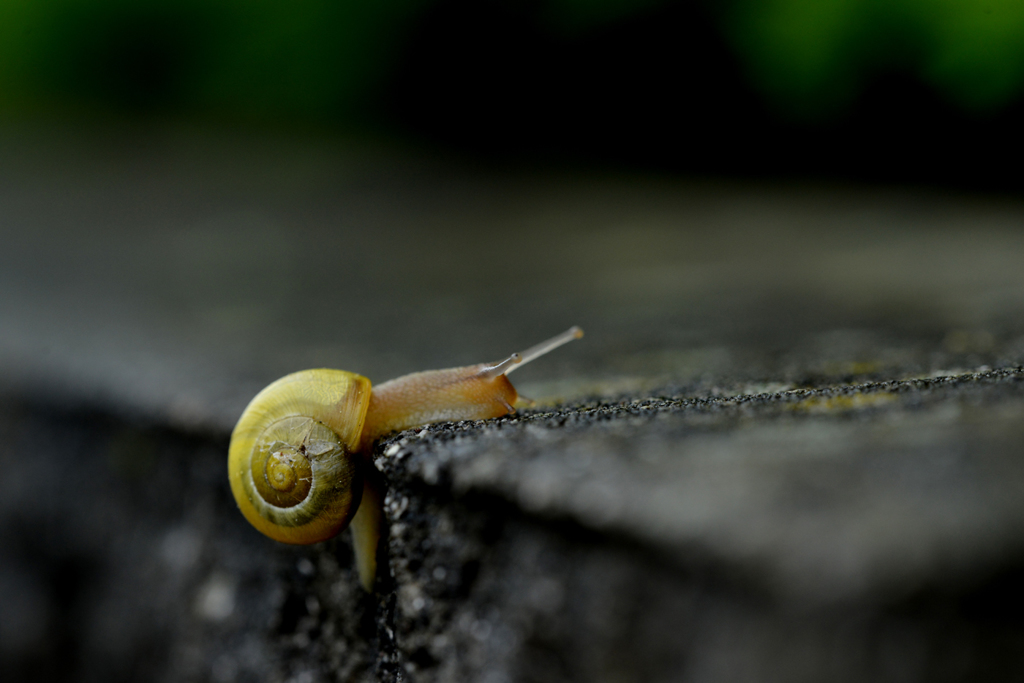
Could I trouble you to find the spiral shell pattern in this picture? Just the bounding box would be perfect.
[228,369,371,544]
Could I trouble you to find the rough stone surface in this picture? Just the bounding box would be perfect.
[3,123,1024,682]
[4,367,1024,682]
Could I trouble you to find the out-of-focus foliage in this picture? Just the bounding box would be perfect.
[726,0,1024,117]
[0,0,426,120]
[0,0,1022,126]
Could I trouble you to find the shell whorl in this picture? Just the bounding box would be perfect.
[228,369,372,544]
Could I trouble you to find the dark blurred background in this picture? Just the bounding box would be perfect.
[2,0,1023,189]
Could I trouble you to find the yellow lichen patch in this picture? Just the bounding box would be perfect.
[790,392,896,414]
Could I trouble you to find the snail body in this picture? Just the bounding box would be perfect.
[228,327,583,591]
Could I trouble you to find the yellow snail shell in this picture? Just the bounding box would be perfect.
[228,369,371,545]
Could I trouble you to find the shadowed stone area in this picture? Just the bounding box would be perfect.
[1,123,1024,682]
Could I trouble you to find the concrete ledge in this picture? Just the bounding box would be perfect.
[3,366,1024,681]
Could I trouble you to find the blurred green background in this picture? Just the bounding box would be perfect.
[1,0,1022,185]
[729,0,1024,115]
[0,0,426,120]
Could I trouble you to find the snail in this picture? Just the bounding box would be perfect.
[228,326,583,591]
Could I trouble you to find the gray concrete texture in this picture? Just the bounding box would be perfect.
[1,122,1024,682]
